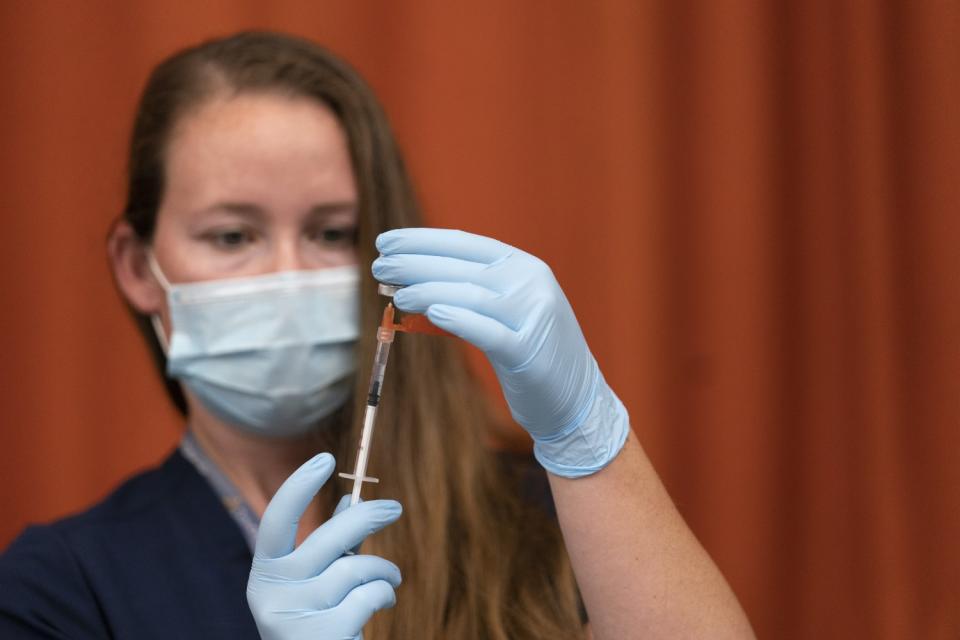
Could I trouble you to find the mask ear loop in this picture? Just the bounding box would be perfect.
[146,250,173,354]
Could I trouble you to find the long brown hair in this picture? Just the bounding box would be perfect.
[119,31,585,639]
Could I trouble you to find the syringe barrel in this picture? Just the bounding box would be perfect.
[366,339,392,406]
[350,404,379,506]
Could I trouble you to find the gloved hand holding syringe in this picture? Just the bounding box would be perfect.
[339,283,450,506]
[248,229,635,640]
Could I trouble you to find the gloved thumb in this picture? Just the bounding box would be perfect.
[333,494,364,555]
[334,494,356,516]
[255,452,335,560]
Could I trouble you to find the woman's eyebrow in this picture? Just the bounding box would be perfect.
[194,202,356,219]
[196,202,266,219]
[308,201,357,216]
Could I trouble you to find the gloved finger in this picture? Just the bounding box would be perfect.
[372,254,488,286]
[392,282,513,324]
[376,228,513,264]
[333,494,354,516]
[312,555,402,610]
[425,304,523,366]
[288,500,402,579]
[333,495,363,555]
[329,580,397,633]
[255,453,335,560]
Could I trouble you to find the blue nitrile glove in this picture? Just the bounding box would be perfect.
[246,453,402,640]
[372,228,630,478]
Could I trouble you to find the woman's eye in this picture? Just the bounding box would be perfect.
[309,226,357,246]
[205,229,255,249]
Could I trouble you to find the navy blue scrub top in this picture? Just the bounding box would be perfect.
[0,450,261,639]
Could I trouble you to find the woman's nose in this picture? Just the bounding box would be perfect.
[271,241,308,272]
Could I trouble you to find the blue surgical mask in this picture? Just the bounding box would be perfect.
[148,255,360,437]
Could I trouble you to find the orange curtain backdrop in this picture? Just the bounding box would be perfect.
[0,1,956,638]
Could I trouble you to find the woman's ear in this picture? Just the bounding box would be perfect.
[107,220,164,314]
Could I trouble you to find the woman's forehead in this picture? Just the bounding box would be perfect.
[167,92,347,166]
[161,93,357,214]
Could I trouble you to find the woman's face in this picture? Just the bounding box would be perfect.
[151,92,359,285]
[106,91,361,431]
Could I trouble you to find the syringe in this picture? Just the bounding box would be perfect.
[339,284,452,506]
[338,302,396,506]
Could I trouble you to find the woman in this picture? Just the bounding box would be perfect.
[0,32,753,639]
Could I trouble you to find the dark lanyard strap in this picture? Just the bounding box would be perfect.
[179,430,260,552]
